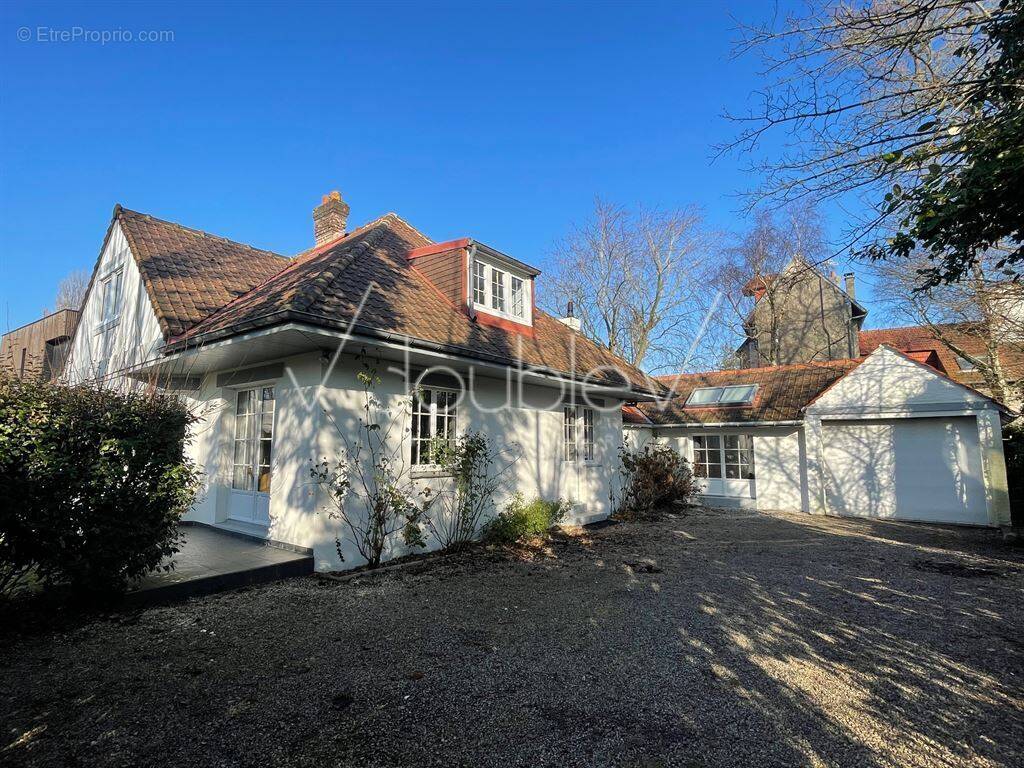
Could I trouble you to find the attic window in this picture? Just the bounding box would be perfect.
[685,384,758,407]
[956,354,987,371]
[471,257,532,324]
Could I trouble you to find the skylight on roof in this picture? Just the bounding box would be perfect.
[685,384,758,407]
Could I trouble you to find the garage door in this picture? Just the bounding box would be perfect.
[822,417,988,525]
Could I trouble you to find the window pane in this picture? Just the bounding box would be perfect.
[473,261,487,305]
[491,268,506,311]
[725,464,740,479]
[687,387,722,405]
[257,465,271,493]
[693,435,705,449]
[724,435,738,450]
[720,385,757,404]
[236,389,251,415]
[232,465,251,491]
[706,435,721,450]
[724,450,739,464]
[260,412,274,439]
[707,462,722,478]
[511,276,524,317]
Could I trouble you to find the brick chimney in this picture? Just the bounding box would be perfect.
[313,190,350,245]
[844,272,856,300]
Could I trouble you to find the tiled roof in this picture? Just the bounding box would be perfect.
[159,213,659,393]
[859,323,1024,391]
[630,360,860,425]
[116,207,290,337]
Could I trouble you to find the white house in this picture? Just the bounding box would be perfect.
[624,348,1013,527]
[64,192,662,570]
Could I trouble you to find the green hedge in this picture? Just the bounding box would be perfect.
[0,375,200,597]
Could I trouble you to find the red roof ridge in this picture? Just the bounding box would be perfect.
[653,358,858,381]
[860,321,974,337]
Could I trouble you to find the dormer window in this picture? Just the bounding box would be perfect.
[471,254,533,324]
[408,238,538,329]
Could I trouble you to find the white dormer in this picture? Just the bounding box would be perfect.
[408,238,540,332]
[468,243,538,326]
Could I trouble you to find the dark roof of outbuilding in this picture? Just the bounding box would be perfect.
[628,359,861,425]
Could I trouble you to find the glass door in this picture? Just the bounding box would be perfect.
[227,386,275,524]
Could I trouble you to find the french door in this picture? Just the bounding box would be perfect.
[227,386,275,525]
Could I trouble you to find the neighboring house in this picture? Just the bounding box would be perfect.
[737,257,867,367]
[624,346,1012,527]
[860,324,1024,411]
[0,309,80,381]
[64,191,662,570]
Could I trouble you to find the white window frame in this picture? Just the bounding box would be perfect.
[692,434,755,480]
[231,385,277,494]
[472,260,487,306]
[92,264,124,377]
[490,267,506,312]
[411,387,459,468]
[510,275,525,318]
[563,406,597,464]
[97,266,124,330]
[471,257,532,324]
[563,406,578,462]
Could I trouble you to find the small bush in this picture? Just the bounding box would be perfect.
[481,494,570,545]
[617,444,697,519]
[0,374,201,597]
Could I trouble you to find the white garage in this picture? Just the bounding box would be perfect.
[820,416,988,524]
[806,346,1010,527]
[624,345,1012,528]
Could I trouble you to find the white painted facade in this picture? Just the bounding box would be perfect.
[179,349,624,570]
[61,217,635,571]
[63,221,164,385]
[626,347,1011,527]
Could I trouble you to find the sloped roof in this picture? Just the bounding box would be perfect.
[116,207,290,337]
[127,209,658,393]
[629,360,860,425]
[859,323,1024,390]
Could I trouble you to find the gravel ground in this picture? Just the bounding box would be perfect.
[3,507,1024,768]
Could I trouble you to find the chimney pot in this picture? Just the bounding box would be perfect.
[844,272,856,300]
[313,190,350,246]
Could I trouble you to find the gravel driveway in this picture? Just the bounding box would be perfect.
[3,508,1023,768]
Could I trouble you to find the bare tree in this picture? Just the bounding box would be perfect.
[709,203,835,366]
[54,269,90,311]
[869,249,1024,407]
[546,198,710,372]
[726,0,1021,285]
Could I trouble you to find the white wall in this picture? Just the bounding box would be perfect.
[631,425,808,512]
[64,221,164,386]
[806,346,1011,525]
[185,349,625,570]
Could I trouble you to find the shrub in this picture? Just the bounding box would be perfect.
[617,444,697,519]
[0,374,201,597]
[481,494,570,545]
[424,431,519,551]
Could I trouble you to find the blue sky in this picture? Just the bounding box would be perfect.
[0,0,880,333]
